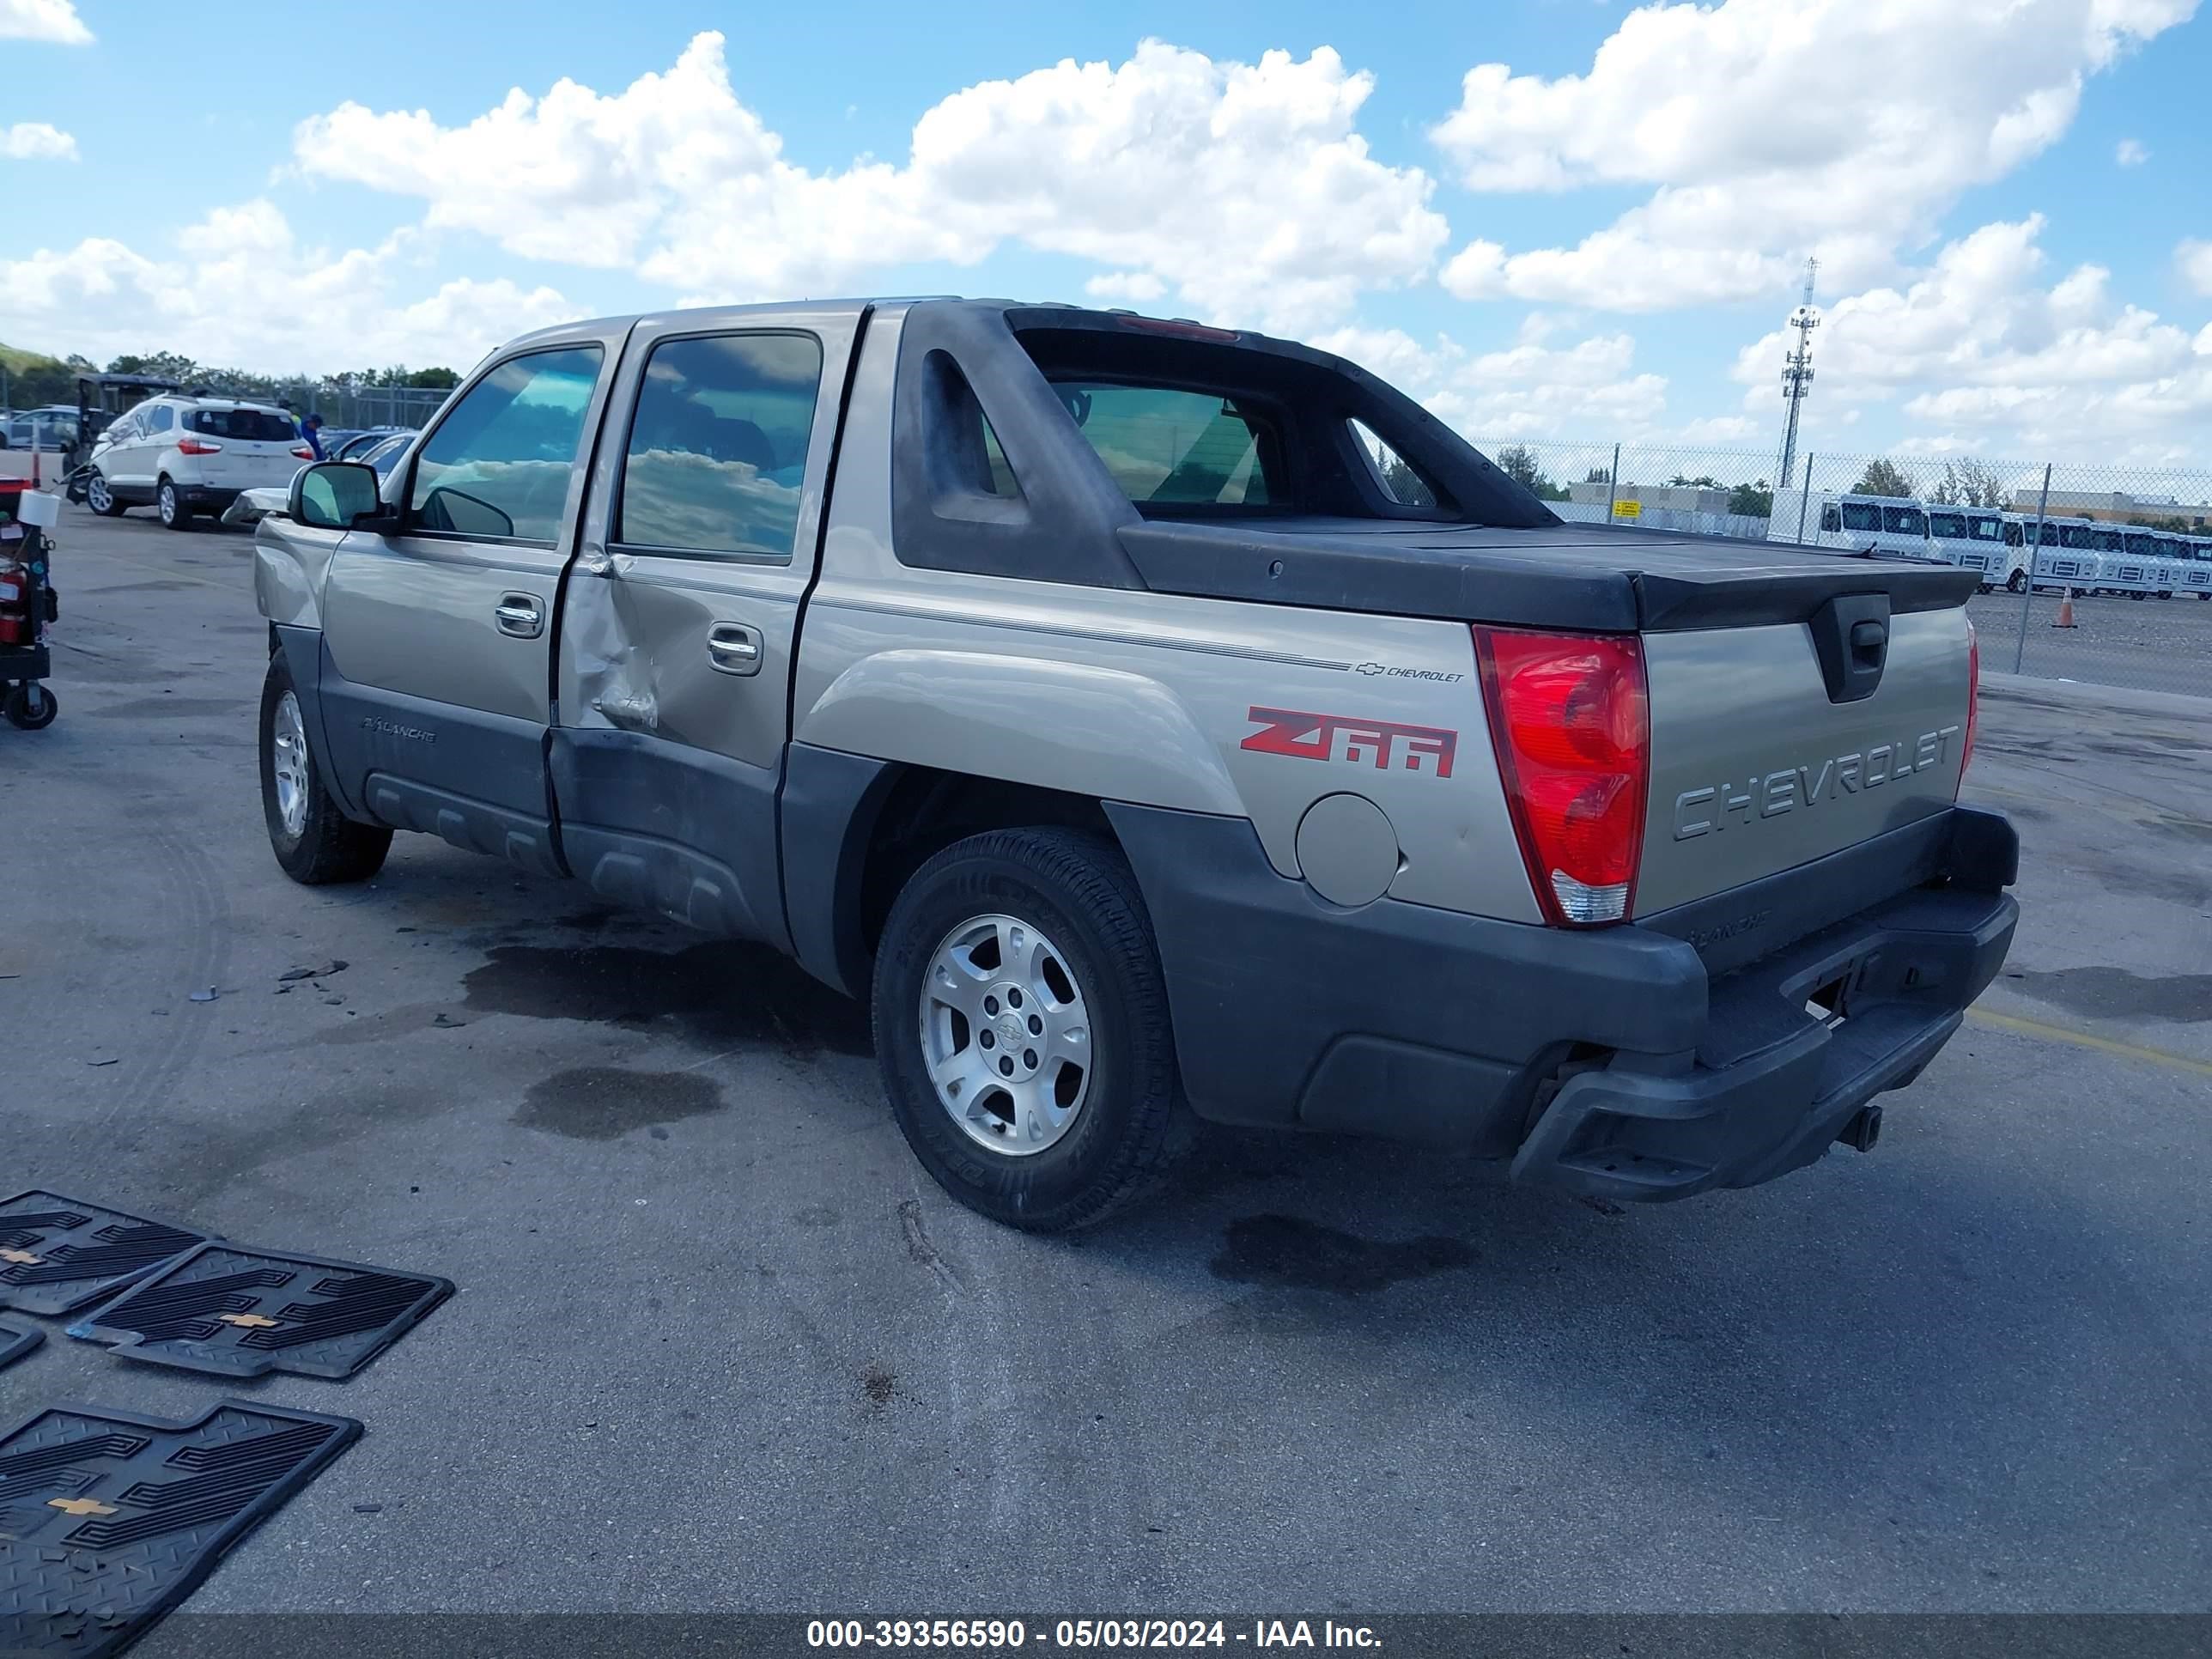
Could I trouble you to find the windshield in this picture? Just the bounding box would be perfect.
[1883,505,1927,536]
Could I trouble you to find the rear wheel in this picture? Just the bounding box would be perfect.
[259,653,392,884]
[86,471,123,517]
[156,478,194,531]
[872,827,1193,1231]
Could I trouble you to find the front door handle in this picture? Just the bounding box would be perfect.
[708,621,764,677]
[495,592,544,640]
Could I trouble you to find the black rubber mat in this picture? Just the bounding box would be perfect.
[68,1243,453,1380]
[0,1324,40,1370]
[0,1400,358,1657]
[0,1192,213,1317]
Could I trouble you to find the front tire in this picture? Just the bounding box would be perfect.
[872,828,1193,1231]
[260,653,392,884]
[2006,569,2027,593]
[3,682,57,730]
[86,471,123,517]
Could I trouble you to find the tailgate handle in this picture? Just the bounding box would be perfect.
[1810,594,1890,703]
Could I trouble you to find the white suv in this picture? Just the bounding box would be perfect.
[83,396,313,529]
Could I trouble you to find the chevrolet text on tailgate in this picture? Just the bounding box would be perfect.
[252,300,2018,1231]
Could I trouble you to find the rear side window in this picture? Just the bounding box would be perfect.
[617,332,823,558]
[409,345,603,543]
[1053,382,1279,506]
[1840,502,1882,532]
[1350,419,1439,508]
[186,407,295,442]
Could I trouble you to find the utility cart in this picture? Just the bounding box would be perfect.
[0,478,58,729]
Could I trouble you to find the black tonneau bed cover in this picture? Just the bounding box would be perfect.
[1117,518,1978,634]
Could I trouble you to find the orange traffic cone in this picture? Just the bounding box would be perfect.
[2052,589,2078,629]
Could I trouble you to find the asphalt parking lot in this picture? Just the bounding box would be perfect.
[3,506,2208,1618]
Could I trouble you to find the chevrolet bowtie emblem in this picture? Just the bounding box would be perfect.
[217,1313,283,1329]
[48,1498,117,1517]
[0,1249,41,1265]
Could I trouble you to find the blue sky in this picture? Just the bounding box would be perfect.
[3,0,2209,468]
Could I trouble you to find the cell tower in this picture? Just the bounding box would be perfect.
[1775,257,1819,494]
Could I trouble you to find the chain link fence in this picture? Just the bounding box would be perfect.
[1476,437,2212,700]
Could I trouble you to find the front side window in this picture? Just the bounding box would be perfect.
[1884,506,1927,536]
[617,333,823,557]
[1054,382,1280,506]
[2003,522,2023,546]
[1821,505,1843,532]
[145,404,175,434]
[409,345,603,543]
[1840,502,1882,532]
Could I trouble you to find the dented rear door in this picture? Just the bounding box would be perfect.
[552,304,865,949]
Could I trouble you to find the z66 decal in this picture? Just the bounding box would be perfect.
[1239,707,1457,779]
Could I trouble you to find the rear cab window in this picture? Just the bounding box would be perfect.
[1004,320,1458,522]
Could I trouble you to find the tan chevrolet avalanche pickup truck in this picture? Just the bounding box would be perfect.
[252,298,2018,1231]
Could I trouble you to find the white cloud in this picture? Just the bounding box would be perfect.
[2179,239,2212,296]
[1431,0,2197,310]
[2115,137,2151,165]
[1730,216,2212,453]
[1083,271,1168,304]
[292,33,1448,336]
[1313,323,1669,441]
[0,0,90,43]
[0,122,76,161]
[0,202,580,372]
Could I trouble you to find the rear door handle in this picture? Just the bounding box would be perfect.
[708,621,764,677]
[495,592,544,639]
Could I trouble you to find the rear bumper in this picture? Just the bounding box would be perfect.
[1104,802,2017,1204]
[175,484,241,510]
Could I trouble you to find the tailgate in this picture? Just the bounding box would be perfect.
[205,436,307,489]
[1633,605,1971,915]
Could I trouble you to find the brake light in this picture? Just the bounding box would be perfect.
[291,444,315,459]
[1960,617,1979,787]
[1116,315,1241,343]
[176,438,223,455]
[1473,626,1650,927]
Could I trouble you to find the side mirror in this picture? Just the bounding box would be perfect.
[289,461,387,531]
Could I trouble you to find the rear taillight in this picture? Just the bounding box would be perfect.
[1474,626,1650,927]
[291,444,315,459]
[1960,617,1979,787]
[176,438,223,455]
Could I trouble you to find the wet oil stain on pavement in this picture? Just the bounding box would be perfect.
[2009,966,2211,1024]
[1210,1214,1475,1296]
[463,940,872,1056]
[515,1066,727,1140]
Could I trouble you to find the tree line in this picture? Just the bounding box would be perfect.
[1,342,459,410]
